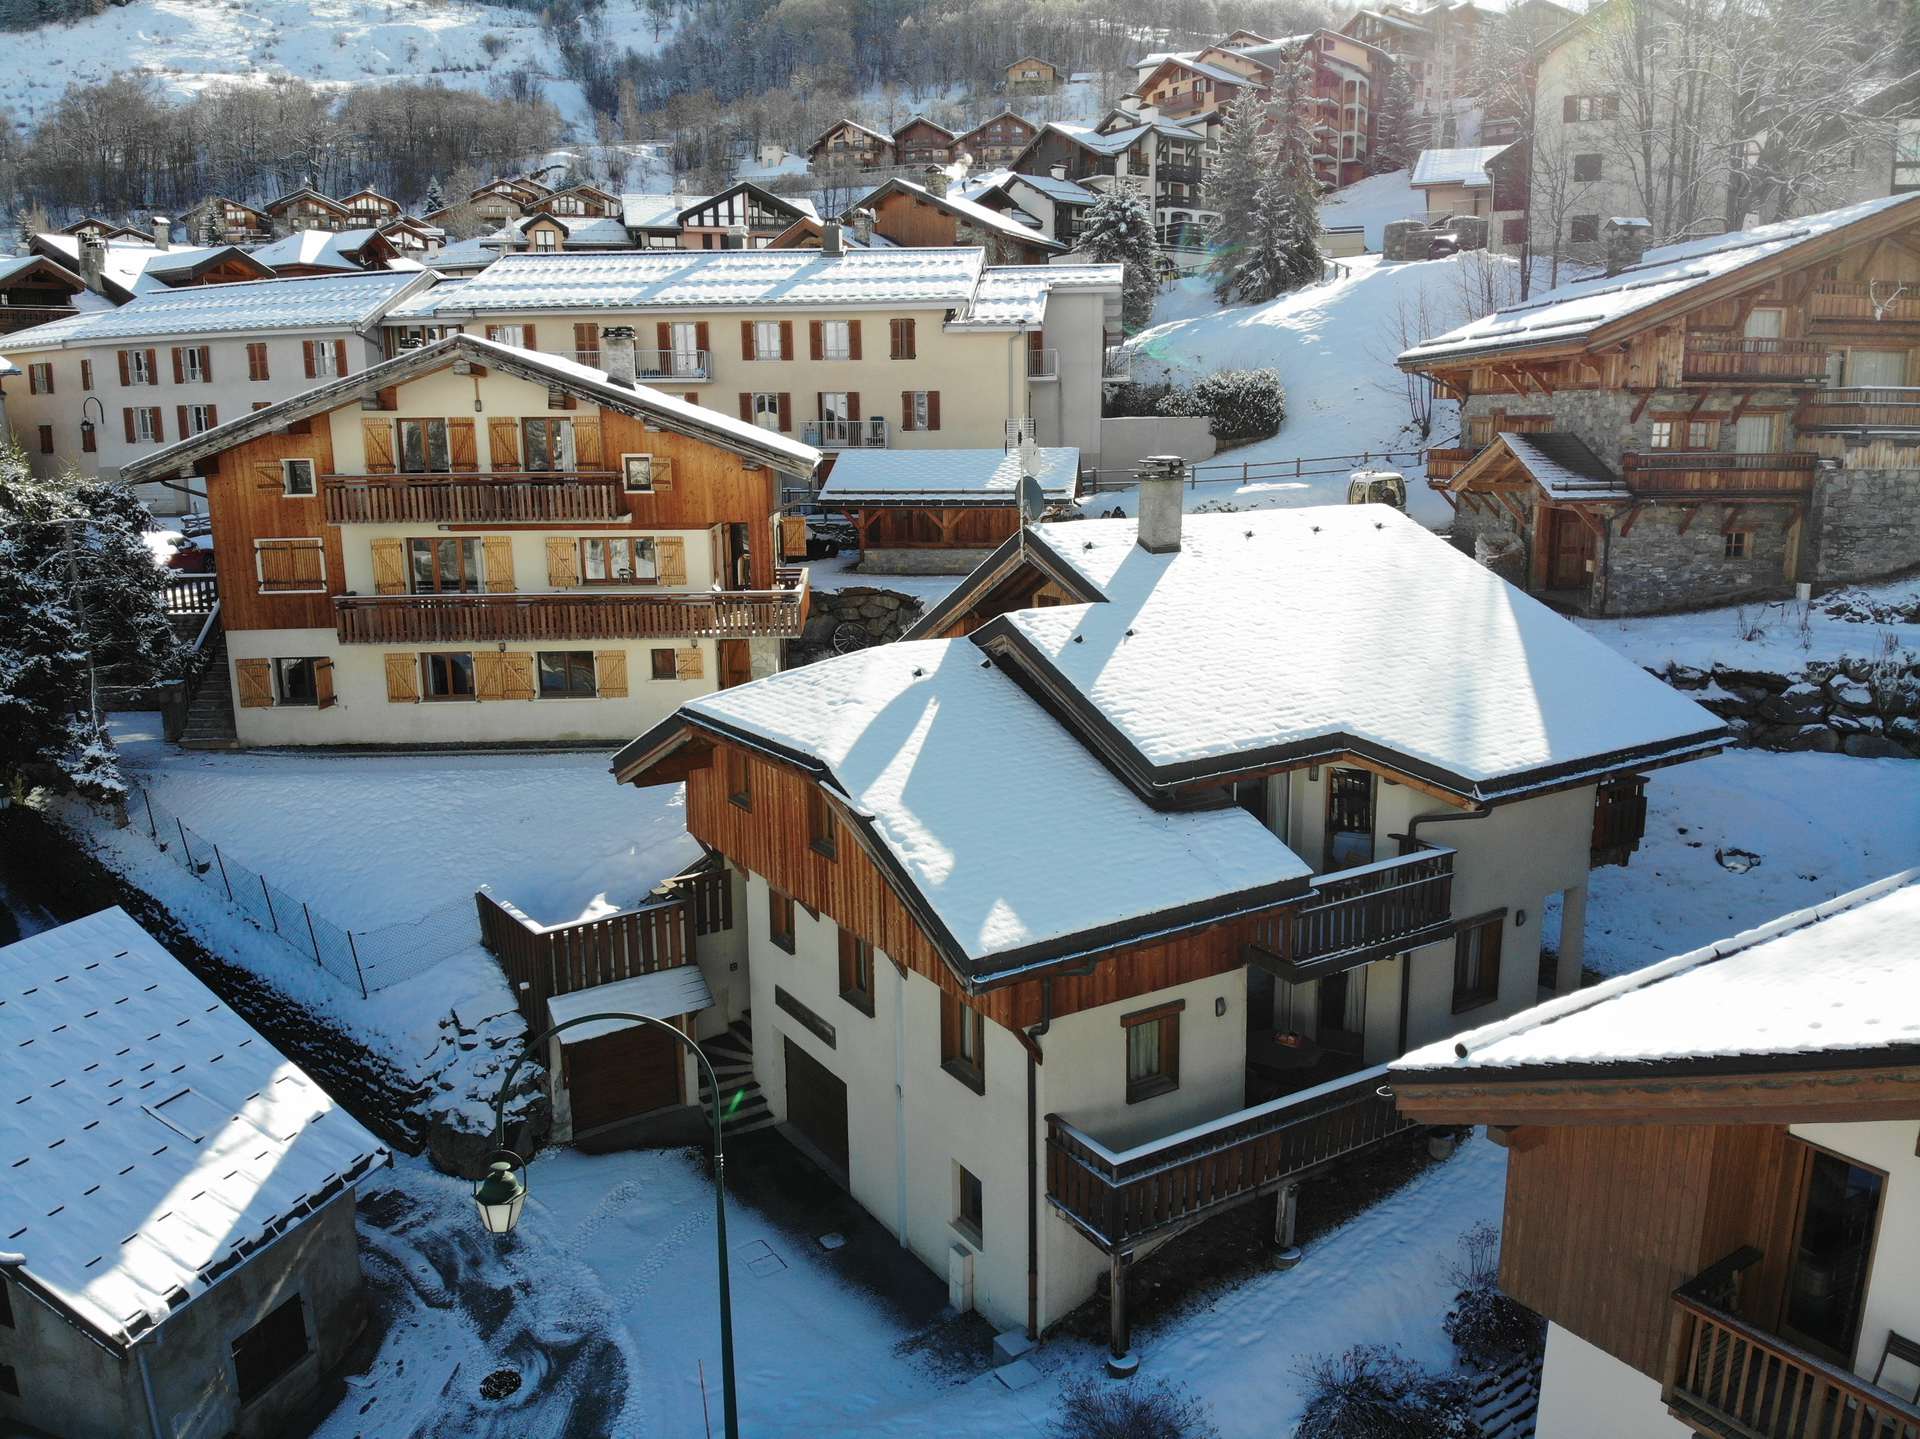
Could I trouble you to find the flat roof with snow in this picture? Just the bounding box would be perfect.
[0,908,388,1348]
[1409,144,1511,189]
[548,965,716,1044]
[818,447,1080,505]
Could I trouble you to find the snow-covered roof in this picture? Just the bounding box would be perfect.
[957,263,1122,327]
[509,213,633,248]
[1403,191,1920,364]
[675,640,1311,971]
[427,235,502,270]
[621,191,693,229]
[249,226,383,272]
[894,114,957,139]
[0,908,388,1348]
[1396,870,1920,1077]
[811,118,896,151]
[548,964,715,1044]
[999,171,1101,206]
[941,506,1725,796]
[858,178,1065,250]
[0,252,81,287]
[1146,54,1250,85]
[0,269,429,350]
[33,234,261,298]
[818,447,1079,504]
[1488,432,1628,500]
[1409,144,1511,188]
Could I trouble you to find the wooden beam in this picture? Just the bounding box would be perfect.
[1676,505,1700,536]
[1522,363,1556,395]
[1391,1064,1920,1128]
[1570,504,1606,538]
[1496,489,1531,526]
[1629,388,1655,425]
[1688,390,1711,421]
[1728,389,1757,425]
[1720,506,1743,535]
[1619,503,1646,537]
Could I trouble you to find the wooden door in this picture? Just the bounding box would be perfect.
[568,1022,683,1133]
[1546,509,1594,590]
[718,639,754,689]
[783,1037,848,1176]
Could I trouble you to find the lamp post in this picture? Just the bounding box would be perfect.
[478,1011,739,1439]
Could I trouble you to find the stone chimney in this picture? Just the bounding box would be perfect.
[1603,216,1651,276]
[821,219,843,257]
[151,215,170,251]
[78,234,106,294]
[850,208,876,245]
[600,325,637,387]
[1119,93,1143,116]
[1137,455,1185,554]
[924,166,949,200]
[1050,162,1068,181]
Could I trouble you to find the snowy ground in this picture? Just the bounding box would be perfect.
[1319,167,1422,252]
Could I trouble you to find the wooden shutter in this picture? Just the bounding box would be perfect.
[779,393,792,431]
[739,393,753,422]
[780,514,808,560]
[251,460,282,492]
[363,419,395,473]
[235,658,273,709]
[574,323,599,363]
[573,415,602,467]
[371,537,408,595]
[927,391,940,430]
[847,392,861,422]
[695,321,710,354]
[303,340,317,378]
[197,346,212,381]
[779,320,794,360]
[545,536,579,587]
[176,405,189,440]
[501,653,536,700]
[122,408,135,443]
[487,417,521,470]
[314,657,336,709]
[848,319,862,360]
[171,347,184,384]
[657,536,688,585]
[809,321,823,360]
[652,456,674,492]
[81,358,91,391]
[594,650,629,698]
[205,403,218,428]
[740,320,756,360]
[657,321,672,355]
[482,534,515,592]
[333,339,348,375]
[447,418,478,472]
[144,348,157,384]
[675,647,704,680]
[383,653,420,702]
[522,325,537,351]
[474,650,507,701]
[117,350,130,386]
[900,391,915,432]
[150,407,164,440]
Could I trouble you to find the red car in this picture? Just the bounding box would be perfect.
[165,535,216,574]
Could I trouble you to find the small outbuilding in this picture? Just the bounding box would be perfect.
[819,445,1079,572]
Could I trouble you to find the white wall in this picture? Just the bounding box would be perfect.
[1537,1321,1693,1439]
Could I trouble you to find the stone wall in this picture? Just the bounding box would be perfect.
[791,584,924,667]
[1603,506,1793,615]
[861,546,992,575]
[1663,655,1920,759]
[1808,466,1920,583]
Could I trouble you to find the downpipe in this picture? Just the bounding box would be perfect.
[1396,805,1493,1053]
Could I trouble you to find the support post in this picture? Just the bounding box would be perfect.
[346,931,369,1000]
[1106,1249,1138,1376]
[212,845,234,902]
[259,874,278,931]
[1272,1181,1303,1270]
[302,902,322,965]
[143,789,158,840]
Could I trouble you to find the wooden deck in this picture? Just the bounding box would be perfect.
[1426,445,1482,482]
[1808,281,1920,327]
[324,473,628,525]
[1247,846,1456,981]
[1682,336,1832,384]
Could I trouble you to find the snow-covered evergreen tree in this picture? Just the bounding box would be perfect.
[1203,88,1269,303]
[1209,46,1324,304]
[423,174,446,214]
[1076,189,1159,333]
[1370,58,1416,175]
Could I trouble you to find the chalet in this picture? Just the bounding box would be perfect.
[847,174,1067,264]
[1409,144,1516,217]
[1390,870,1920,1439]
[625,183,822,251]
[1012,118,1214,261]
[816,444,1079,572]
[967,169,1101,249]
[527,182,623,220]
[1137,54,1257,124]
[431,176,555,230]
[379,215,446,257]
[0,908,387,1439]
[119,331,822,747]
[763,214,896,252]
[1400,192,1920,615]
[183,196,275,246]
[892,116,958,169]
[250,227,401,277]
[33,229,273,306]
[1,269,432,511]
[499,212,633,256]
[0,253,87,335]
[380,247,1121,462]
[1005,55,1059,94]
[807,120,897,173]
[1343,1,1573,130]
[340,188,403,225]
[955,111,1040,167]
[610,494,1723,1348]
[57,217,147,243]
[263,185,354,235]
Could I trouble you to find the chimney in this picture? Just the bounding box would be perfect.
[600,325,637,387]
[924,166,949,199]
[151,215,170,250]
[79,234,106,294]
[851,208,876,245]
[1137,455,1184,554]
[1603,216,1651,276]
[821,219,843,257]
[1119,93,1143,115]
[727,223,749,250]
[1050,162,1068,181]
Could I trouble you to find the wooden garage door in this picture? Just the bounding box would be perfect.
[569,1022,682,1133]
[783,1037,849,1176]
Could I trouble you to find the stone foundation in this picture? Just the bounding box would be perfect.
[1808,466,1920,583]
[1662,654,1920,759]
[791,584,924,667]
[1601,506,1793,615]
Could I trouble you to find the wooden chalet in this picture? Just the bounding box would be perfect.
[264,186,353,234]
[1138,54,1257,122]
[57,217,146,243]
[807,120,896,172]
[186,196,274,245]
[438,176,555,229]
[340,188,403,225]
[891,116,957,169]
[848,176,1066,264]
[251,227,401,278]
[816,445,1079,572]
[1402,193,1920,615]
[667,183,818,250]
[528,183,622,220]
[1391,870,1920,1439]
[955,111,1039,166]
[0,254,86,334]
[1005,56,1059,94]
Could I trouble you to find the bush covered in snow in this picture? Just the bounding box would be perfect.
[1158,368,1287,443]
[1293,1345,1479,1439]
[1049,1374,1221,1439]
[1444,1221,1546,1368]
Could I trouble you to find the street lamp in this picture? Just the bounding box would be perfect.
[480,1010,740,1439]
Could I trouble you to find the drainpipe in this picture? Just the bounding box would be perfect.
[894,965,909,1245]
[1395,805,1494,1053]
[134,1339,166,1439]
[1023,959,1093,1341]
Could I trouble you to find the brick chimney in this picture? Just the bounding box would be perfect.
[924,166,949,199]
[821,219,843,257]
[1137,455,1185,554]
[600,325,637,387]
[151,215,170,251]
[850,208,876,245]
[1603,216,1651,276]
[78,234,106,293]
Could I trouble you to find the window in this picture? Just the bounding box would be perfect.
[129,406,161,442]
[1650,419,1715,450]
[282,458,316,497]
[1569,215,1600,244]
[408,537,482,593]
[955,1163,984,1245]
[311,340,342,378]
[486,323,527,346]
[422,651,476,700]
[398,417,451,473]
[122,348,155,385]
[1573,152,1602,182]
[523,417,575,472]
[753,320,784,360]
[902,391,940,432]
[537,650,597,697]
[1324,767,1375,870]
[1895,117,1920,192]
[27,362,52,395]
[246,342,270,381]
[231,1294,310,1404]
[531,227,560,251]
[941,991,986,1093]
[1452,914,1504,1012]
[1734,413,1777,453]
[889,317,916,359]
[1561,94,1618,122]
[37,424,53,455]
[183,403,216,435]
[751,393,784,432]
[622,453,655,493]
[838,930,875,1014]
[1122,1000,1182,1103]
[255,538,325,592]
[727,748,753,809]
[273,657,321,706]
[1724,530,1749,559]
[808,785,837,858]
[180,346,206,382]
[768,887,795,953]
[0,1362,13,1398]
[819,391,853,423]
[581,536,658,583]
[650,647,678,681]
[821,320,852,360]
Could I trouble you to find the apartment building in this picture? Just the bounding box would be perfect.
[380,246,1122,464]
[1011,115,1216,262]
[1391,870,1920,1439]
[2,269,432,513]
[610,494,1724,1348]
[1344,0,1574,145]
[119,332,822,747]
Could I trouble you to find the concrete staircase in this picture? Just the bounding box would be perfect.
[178,634,239,750]
[699,1016,775,1137]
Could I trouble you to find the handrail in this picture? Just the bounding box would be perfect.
[1623,450,1817,471]
[334,585,810,643]
[323,472,628,524]
[1250,844,1456,974]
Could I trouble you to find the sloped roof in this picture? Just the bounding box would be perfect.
[1409,144,1511,188]
[818,446,1079,504]
[809,118,896,151]
[858,177,1066,251]
[249,227,386,272]
[510,213,633,247]
[988,171,1101,206]
[0,252,84,289]
[1459,431,1629,501]
[0,909,387,1348]
[32,235,268,299]
[957,263,1122,327]
[893,114,956,140]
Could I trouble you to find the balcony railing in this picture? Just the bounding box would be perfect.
[570,347,711,380]
[1156,93,1211,119]
[1247,845,1456,980]
[1621,450,1818,496]
[323,473,628,525]
[1665,1249,1920,1439]
[1808,280,1920,326]
[1157,162,1205,184]
[802,417,889,448]
[335,573,809,645]
[1591,773,1647,868]
[1046,1063,1418,1251]
[1797,386,1920,432]
[1681,335,1833,383]
[1426,444,1482,481]
[1026,347,1059,381]
[1102,345,1132,380]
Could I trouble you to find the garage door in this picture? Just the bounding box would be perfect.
[783,1037,849,1177]
[568,1022,682,1134]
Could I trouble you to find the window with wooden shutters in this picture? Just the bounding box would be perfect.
[655,536,688,585]
[544,535,580,587]
[235,658,273,708]
[1452,914,1504,1013]
[27,363,52,395]
[674,647,704,680]
[481,534,515,592]
[751,320,783,360]
[838,930,874,1015]
[727,747,752,809]
[396,418,449,472]
[383,652,420,702]
[488,417,522,470]
[270,657,323,706]
[247,342,270,381]
[1122,1000,1182,1103]
[363,420,396,473]
[581,536,657,583]
[650,648,677,681]
[523,418,574,471]
[586,649,625,697]
[422,652,477,700]
[313,657,335,709]
[940,992,985,1094]
[369,537,408,595]
[255,538,326,592]
[408,537,482,593]
[447,417,478,472]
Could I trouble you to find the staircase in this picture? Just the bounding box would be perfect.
[699,1015,775,1137]
[178,633,239,750]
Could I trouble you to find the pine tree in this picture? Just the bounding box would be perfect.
[422,174,446,214]
[1076,189,1160,333]
[1208,46,1324,304]
[1204,89,1271,303]
[1370,58,1416,175]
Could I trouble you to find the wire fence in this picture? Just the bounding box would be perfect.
[1081,450,1429,494]
[125,779,479,997]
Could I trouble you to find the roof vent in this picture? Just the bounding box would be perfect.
[1137,455,1184,554]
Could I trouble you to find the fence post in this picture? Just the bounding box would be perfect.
[174,818,193,869]
[302,902,322,967]
[345,931,369,1000]
[259,874,278,932]
[143,789,158,840]
[212,845,234,902]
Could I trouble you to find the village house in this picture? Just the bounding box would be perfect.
[609,495,1723,1351]
[181,196,276,246]
[248,227,401,277]
[0,253,88,335]
[1344,0,1575,146]
[118,330,821,748]
[0,907,388,1439]
[807,120,898,174]
[1409,143,1518,219]
[837,174,1067,264]
[892,116,958,169]
[1389,870,1920,1439]
[1,268,431,512]
[425,175,555,231]
[1401,191,1920,616]
[623,183,820,251]
[263,185,354,235]
[378,214,446,257]
[339,187,404,226]
[1005,55,1060,94]
[33,224,273,306]
[57,216,148,244]
[966,169,1100,250]
[381,246,1121,464]
[526,182,623,220]
[956,112,1040,167]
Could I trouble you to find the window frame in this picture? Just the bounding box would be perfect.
[838,929,875,1015]
[580,535,658,585]
[1724,530,1750,560]
[254,537,327,594]
[536,649,598,698]
[621,453,655,493]
[752,320,784,360]
[421,650,478,701]
[1122,999,1183,1103]
[522,416,576,472]
[1569,214,1600,244]
[820,319,852,361]
[1451,912,1506,1014]
[229,1293,312,1406]
[807,785,838,859]
[273,657,321,706]
[727,748,753,810]
[1572,152,1603,182]
[396,416,452,474]
[281,458,317,497]
[767,887,796,954]
[954,1163,984,1247]
[940,991,986,1094]
[184,403,216,436]
[751,392,783,432]
[407,535,483,594]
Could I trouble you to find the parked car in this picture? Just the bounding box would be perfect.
[165,534,216,573]
[1347,470,1407,511]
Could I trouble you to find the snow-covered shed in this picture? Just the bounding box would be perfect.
[817,445,1080,571]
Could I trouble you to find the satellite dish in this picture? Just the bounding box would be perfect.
[1018,473,1046,523]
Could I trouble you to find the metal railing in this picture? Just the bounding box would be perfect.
[1026,347,1059,380]
[161,574,219,615]
[324,473,628,525]
[1082,448,1427,494]
[1249,844,1456,980]
[571,347,712,380]
[802,417,889,448]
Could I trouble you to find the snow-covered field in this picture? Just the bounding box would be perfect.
[1319,167,1423,252]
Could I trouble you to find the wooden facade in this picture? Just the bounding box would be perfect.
[845,504,1020,551]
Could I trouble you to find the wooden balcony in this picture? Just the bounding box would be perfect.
[1591,773,1648,868]
[1808,280,1920,326]
[1046,1063,1418,1252]
[1681,335,1833,384]
[323,473,628,525]
[335,572,809,644]
[1797,387,1920,433]
[1426,444,1482,481]
[1247,845,1456,981]
[1622,450,1818,496]
[1664,1250,1920,1439]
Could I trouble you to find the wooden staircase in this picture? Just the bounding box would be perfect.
[699,1015,775,1137]
[177,632,239,750]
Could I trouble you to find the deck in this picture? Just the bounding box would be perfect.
[1681,336,1832,385]
[1621,450,1817,497]
[1797,387,1920,433]
[323,473,628,525]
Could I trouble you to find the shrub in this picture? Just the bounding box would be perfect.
[1103,380,1182,419]
[1293,1345,1479,1439]
[1444,1222,1545,1368]
[1049,1374,1221,1439]
[1159,368,1286,442]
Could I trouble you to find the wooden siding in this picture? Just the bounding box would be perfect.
[599,409,782,590]
[206,423,344,633]
[853,505,1021,549]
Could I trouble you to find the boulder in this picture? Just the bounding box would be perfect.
[1843,733,1913,759]
[1665,664,1710,689]
[1748,723,1800,751]
[1786,724,1840,753]
[1713,664,1792,694]
[1890,715,1920,746]
[1758,683,1828,725]
[1827,712,1880,734]
[1826,675,1876,713]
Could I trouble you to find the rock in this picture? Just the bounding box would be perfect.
[801,617,838,643]
[1748,724,1800,751]
[1713,665,1791,694]
[1843,733,1913,759]
[1723,684,1774,710]
[1826,675,1876,712]
[1666,664,1710,689]
[1786,724,1840,753]
[1890,716,1920,746]
[1758,683,1827,725]
[1827,713,1879,734]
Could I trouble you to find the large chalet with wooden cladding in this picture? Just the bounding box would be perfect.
[610,485,1724,1357]
[1402,192,1920,615]
[1391,870,1920,1439]
[120,331,821,748]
